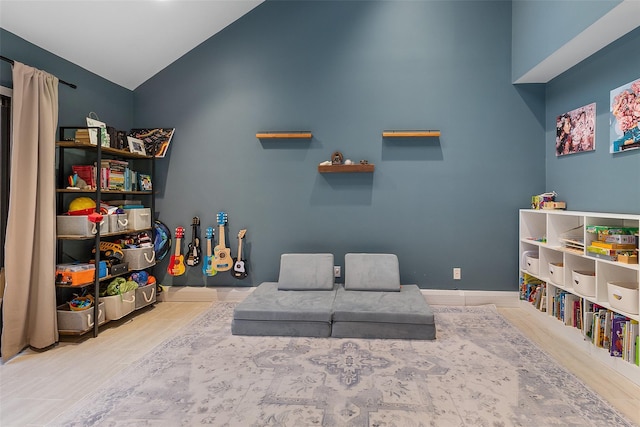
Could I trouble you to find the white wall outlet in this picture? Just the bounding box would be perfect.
[453,268,461,280]
[334,266,341,278]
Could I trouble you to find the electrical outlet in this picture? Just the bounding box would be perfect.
[334,266,341,278]
[453,268,461,280]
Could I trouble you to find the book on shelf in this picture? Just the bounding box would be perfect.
[590,241,637,250]
[610,316,626,357]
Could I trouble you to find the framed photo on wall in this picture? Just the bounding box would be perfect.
[555,103,596,156]
[128,128,175,158]
[610,77,640,153]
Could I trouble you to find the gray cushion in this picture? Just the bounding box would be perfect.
[331,321,436,340]
[231,319,331,338]
[277,253,334,290]
[344,253,400,291]
[332,284,434,325]
[233,282,337,322]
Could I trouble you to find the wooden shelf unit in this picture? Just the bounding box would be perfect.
[318,164,375,173]
[256,131,312,139]
[382,130,441,137]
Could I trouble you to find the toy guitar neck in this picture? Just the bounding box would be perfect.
[186,216,201,266]
[202,226,217,276]
[167,226,186,276]
[213,212,232,271]
[232,229,247,279]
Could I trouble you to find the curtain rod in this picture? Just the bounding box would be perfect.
[0,55,77,89]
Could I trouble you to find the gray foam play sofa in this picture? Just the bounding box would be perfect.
[231,253,436,340]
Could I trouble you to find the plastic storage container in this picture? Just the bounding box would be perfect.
[57,302,106,333]
[548,262,564,285]
[102,290,136,321]
[607,281,639,315]
[572,270,596,296]
[57,215,108,237]
[122,246,155,270]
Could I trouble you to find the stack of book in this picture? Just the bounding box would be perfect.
[585,305,639,365]
[585,226,638,262]
[74,129,91,145]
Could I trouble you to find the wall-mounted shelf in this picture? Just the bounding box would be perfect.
[318,164,375,173]
[256,131,312,139]
[382,130,441,137]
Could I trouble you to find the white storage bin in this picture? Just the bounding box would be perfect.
[548,262,564,285]
[572,270,596,296]
[607,281,639,315]
[102,290,136,321]
[57,302,105,333]
[135,285,156,310]
[108,213,129,233]
[127,208,151,230]
[57,214,108,237]
[526,255,539,275]
[122,246,155,270]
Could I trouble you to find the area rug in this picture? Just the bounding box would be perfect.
[48,304,636,427]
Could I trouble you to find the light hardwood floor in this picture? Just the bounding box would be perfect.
[0,302,638,426]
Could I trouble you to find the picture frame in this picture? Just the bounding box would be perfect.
[610,77,640,153]
[127,136,147,156]
[128,128,175,158]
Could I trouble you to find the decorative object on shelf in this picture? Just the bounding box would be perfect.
[127,136,146,156]
[318,163,375,173]
[531,191,557,210]
[360,160,369,165]
[256,131,312,139]
[128,128,176,158]
[382,130,441,137]
[610,77,640,153]
[86,112,109,147]
[331,151,344,165]
[542,201,566,210]
[344,159,353,165]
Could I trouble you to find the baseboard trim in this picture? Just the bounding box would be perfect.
[158,286,519,307]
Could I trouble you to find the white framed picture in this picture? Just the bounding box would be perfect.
[127,136,147,155]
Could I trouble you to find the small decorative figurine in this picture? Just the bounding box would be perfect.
[332,151,344,165]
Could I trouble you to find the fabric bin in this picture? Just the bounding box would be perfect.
[526,255,539,275]
[103,290,136,321]
[57,302,105,333]
[135,285,156,310]
[108,213,129,233]
[572,270,596,296]
[548,262,564,285]
[127,208,151,230]
[122,246,155,270]
[57,214,108,237]
[607,281,639,314]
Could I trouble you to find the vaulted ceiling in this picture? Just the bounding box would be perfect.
[0,0,264,90]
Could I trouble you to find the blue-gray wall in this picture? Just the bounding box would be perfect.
[544,26,640,213]
[511,0,620,82]
[135,0,545,289]
[0,29,133,130]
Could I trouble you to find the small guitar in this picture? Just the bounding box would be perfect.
[167,226,186,276]
[202,227,217,276]
[186,216,201,266]
[213,212,232,271]
[232,229,248,279]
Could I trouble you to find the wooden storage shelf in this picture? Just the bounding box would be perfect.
[382,130,441,137]
[256,131,312,139]
[57,189,153,195]
[318,164,375,173]
[56,141,152,159]
[57,227,153,240]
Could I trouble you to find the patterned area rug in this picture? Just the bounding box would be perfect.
[49,304,636,427]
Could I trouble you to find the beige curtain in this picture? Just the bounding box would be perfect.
[1,61,58,361]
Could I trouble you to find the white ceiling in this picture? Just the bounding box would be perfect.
[0,0,264,90]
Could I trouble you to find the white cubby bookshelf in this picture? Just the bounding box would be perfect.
[519,209,639,386]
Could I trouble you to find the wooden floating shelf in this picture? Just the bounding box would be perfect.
[256,131,312,139]
[318,164,375,173]
[382,130,441,137]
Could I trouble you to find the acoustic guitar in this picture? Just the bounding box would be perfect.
[232,229,247,279]
[167,226,186,276]
[202,226,217,276]
[186,216,201,267]
[213,212,232,271]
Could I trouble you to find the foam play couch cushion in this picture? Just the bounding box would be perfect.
[331,284,436,340]
[344,253,400,291]
[277,253,334,290]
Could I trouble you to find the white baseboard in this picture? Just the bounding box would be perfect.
[158,286,519,307]
[421,289,520,307]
